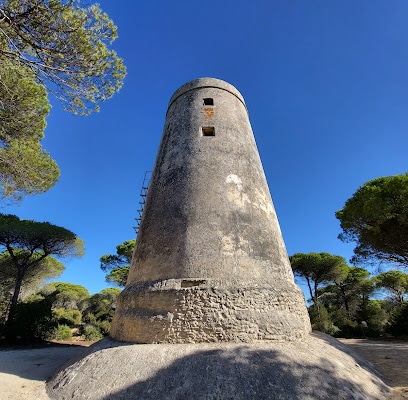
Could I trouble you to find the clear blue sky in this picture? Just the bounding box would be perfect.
[5,0,408,295]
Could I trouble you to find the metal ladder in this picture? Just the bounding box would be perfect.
[134,171,151,235]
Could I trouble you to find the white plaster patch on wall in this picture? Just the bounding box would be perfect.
[226,174,243,190]
[226,174,251,208]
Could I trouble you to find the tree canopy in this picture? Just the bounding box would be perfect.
[0,59,59,201]
[100,239,134,287]
[0,251,64,300]
[290,252,349,304]
[319,266,374,317]
[336,173,408,268]
[42,281,89,310]
[0,0,126,202]
[0,213,84,323]
[374,270,408,305]
[0,0,126,115]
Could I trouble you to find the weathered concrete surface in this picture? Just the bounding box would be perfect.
[111,77,311,343]
[47,332,391,400]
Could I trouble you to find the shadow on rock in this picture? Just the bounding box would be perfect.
[102,348,377,399]
[47,335,391,400]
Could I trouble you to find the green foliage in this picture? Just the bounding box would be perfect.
[81,288,120,338]
[0,251,65,304]
[83,288,120,320]
[96,319,111,335]
[328,308,357,337]
[0,59,59,202]
[105,266,129,287]
[294,258,393,338]
[99,287,122,297]
[308,304,338,335]
[0,214,84,259]
[0,213,84,327]
[4,298,57,342]
[336,173,408,267]
[52,308,82,325]
[358,300,388,337]
[290,252,348,303]
[319,267,374,315]
[326,300,387,339]
[82,324,103,341]
[374,270,408,305]
[386,302,408,336]
[100,239,135,287]
[0,0,126,115]
[42,282,89,310]
[50,324,73,341]
[0,285,9,319]
[0,0,126,201]
[83,312,97,325]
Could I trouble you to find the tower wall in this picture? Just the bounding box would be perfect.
[110,78,311,343]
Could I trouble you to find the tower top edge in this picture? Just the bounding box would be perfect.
[167,78,246,111]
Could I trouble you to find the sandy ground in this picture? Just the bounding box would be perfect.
[0,341,93,400]
[0,338,406,399]
[340,339,408,400]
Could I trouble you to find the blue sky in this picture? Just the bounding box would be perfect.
[5,0,408,296]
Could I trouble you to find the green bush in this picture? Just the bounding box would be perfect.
[329,309,359,338]
[83,312,97,325]
[97,320,111,335]
[82,324,103,341]
[358,300,388,337]
[5,299,58,342]
[53,308,82,325]
[308,304,337,334]
[51,324,73,341]
[386,303,408,336]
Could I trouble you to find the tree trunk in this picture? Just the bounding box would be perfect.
[5,266,25,323]
[306,278,314,304]
[340,285,350,313]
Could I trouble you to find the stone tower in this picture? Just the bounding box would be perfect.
[48,79,389,400]
[110,78,311,343]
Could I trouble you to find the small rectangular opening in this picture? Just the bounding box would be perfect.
[202,127,215,136]
[181,280,206,288]
[203,98,214,106]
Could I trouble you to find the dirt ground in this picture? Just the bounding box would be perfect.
[339,339,408,400]
[0,341,93,400]
[0,338,406,399]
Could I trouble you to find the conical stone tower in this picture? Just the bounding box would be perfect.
[48,79,391,400]
[110,78,311,343]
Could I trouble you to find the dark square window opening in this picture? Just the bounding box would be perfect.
[203,98,214,106]
[202,127,215,136]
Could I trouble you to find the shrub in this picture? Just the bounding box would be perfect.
[97,320,111,335]
[308,304,336,334]
[51,324,73,341]
[5,299,58,342]
[82,324,103,341]
[329,309,359,338]
[83,312,97,325]
[358,300,388,337]
[53,308,82,325]
[386,303,408,336]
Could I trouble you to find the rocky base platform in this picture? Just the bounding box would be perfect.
[47,332,391,400]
